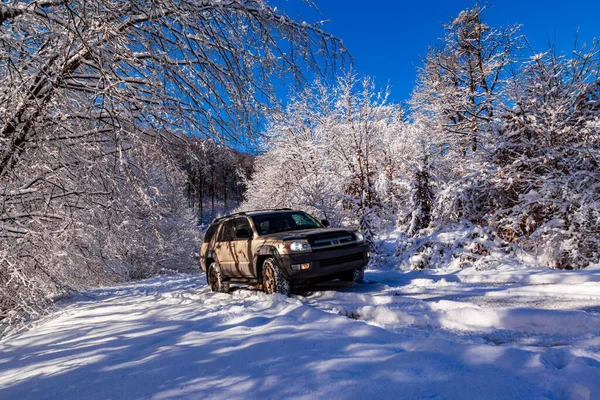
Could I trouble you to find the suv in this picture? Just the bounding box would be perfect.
[199,209,370,294]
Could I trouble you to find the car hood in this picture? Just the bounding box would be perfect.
[258,228,353,241]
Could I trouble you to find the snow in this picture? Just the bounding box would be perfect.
[1,263,600,399]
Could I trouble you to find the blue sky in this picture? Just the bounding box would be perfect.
[277,0,600,103]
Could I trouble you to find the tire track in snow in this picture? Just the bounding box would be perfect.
[291,276,600,349]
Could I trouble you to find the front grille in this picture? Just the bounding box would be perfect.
[320,252,363,268]
[311,233,355,251]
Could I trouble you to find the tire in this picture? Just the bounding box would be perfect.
[340,267,365,283]
[262,258,290,295]
[352,267,365,283]
[208,262,229,293]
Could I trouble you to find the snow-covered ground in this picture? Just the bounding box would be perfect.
[1,265,600,399]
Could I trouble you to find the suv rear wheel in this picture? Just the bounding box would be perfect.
[208,262,229,293]
[262,258,290,295]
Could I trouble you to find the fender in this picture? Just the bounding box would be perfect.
[202,250,218,272]
[252,245,280,277]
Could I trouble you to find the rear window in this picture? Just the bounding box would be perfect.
[203,223,219,243]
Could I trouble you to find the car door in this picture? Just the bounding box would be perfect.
[214,219,235,276]
[229,217,253,278]
[215,218,252,277]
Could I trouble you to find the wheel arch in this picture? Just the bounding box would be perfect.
[253,245,279,279]
[204,251,217,273]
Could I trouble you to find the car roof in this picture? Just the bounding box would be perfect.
[211,208,297,224]
[245,209,297,216]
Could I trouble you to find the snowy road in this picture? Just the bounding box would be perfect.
[1,267,600,399]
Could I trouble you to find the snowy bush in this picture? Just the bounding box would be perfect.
[408,6,600,270]
[487,47,600,268]
[396,221,509,271]
[430,46,600,269]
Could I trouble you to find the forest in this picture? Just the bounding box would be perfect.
[1,1,598,330]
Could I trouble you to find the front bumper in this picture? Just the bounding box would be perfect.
[277,244,370,281]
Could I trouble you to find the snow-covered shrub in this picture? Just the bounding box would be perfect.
[90,143,200,280]
[487,47,600,269]
[429,46,600,269]
[408,5,599,270]
[396,221,509,271]
[434,167,504,226]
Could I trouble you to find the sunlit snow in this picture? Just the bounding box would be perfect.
[2,260,599,399]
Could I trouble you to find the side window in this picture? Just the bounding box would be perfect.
[234,218,252,238]
[256,220,270,235]
[218,219,236,242]
[203,224,218,243]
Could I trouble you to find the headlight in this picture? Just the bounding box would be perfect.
[283,240,312,252]
[355,232,365,243]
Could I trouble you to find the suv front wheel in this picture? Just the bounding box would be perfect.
[340,267,365,284]
[262,258,290,295]
[208,262,229,293]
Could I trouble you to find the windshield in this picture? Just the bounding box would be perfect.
[251,212,322,235]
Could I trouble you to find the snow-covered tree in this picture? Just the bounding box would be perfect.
[173,137,254,224]
[411,5,520,159]
[432,42,600,269]
[0,0,342,326]
[402,6,599,270]
[243,80,344,224]
[488,45,600,268]
[244,74,410,243]
[403,5,521,243]
[407,151,434,237]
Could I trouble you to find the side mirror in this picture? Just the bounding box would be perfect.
[321,219,330,228]
[235,228,252,240]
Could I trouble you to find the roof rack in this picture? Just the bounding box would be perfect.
[212,211,244,224]
[211,208,293,224]
[248,208,292,212]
